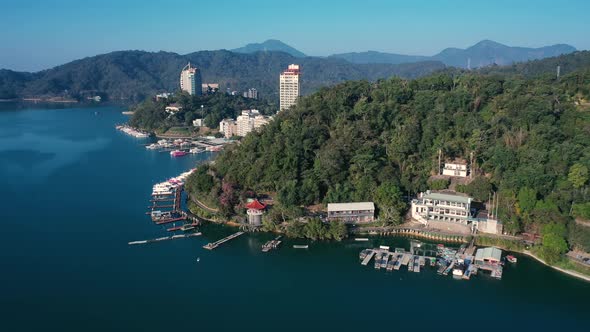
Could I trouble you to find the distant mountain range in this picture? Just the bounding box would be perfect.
[231,39,306,58]
[0,39,580,103]
[228,39,577,68]
[329,40,576,68]
[0,50,443,102]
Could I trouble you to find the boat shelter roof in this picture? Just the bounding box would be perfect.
[475,247,502,262]
[328,202,375,212]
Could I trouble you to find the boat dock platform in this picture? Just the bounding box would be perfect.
[128,232,202,245]
[262,236,283,252]
[358,243,508,282]
[361,250,376,266]
[203,231,244,250]
[166,222,199,232]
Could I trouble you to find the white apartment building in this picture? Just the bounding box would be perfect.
[279,64,300,111]
[411,190,503,234]
[327,202,375,224]
[180,62,202,95]
[411,191,472,225]
[219,118,237,138]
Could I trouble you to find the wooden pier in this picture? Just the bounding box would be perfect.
[203,231,244,250]
[154,216,186,225]
[128,232,202,245]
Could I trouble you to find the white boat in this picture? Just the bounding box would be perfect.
[293,245,309,249]
[452,268,464,276]
[190,147,204,154]
[128,240,147,245]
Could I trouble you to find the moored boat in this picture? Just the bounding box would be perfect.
[507,255,517,263]
[170,150,188,157]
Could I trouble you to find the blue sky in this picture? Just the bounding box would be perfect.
[1,0,588,72]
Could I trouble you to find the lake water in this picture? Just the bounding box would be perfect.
[0,105,588,331]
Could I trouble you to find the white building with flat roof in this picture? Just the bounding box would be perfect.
[411,191,472,225]
[219,118,237,138]
[442,162,468,177]
[165,104,182,114]
[412,190,503,234]
[280,64,300,111]
[327,202,375,223]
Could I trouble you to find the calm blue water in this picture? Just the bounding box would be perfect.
[0,106,588,331]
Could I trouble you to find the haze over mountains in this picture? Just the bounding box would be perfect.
[232,39,576,68]
[0,51,443,102]
[231,39,307,58]
[0,39,579,102]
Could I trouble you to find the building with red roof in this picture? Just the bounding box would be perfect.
[246,199,266,226]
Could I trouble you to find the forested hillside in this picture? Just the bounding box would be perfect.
[0,50,444,102]
[191,52,590,255]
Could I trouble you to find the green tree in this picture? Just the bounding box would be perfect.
[328,222,348,241]
[374,181,406,224]
[517,187,537,216]
[540,233,569,264]
[285,221,305,238]
[303,218,328,240]
[568,163,588,189]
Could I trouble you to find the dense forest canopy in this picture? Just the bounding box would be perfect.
[191,53,590,254]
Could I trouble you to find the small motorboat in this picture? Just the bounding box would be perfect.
[506,255,517,263]
[196,257,200,262]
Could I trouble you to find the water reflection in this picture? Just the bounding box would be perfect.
[0,132,109,182]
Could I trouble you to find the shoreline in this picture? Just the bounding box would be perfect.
[521,250,590,283]
[195,213,590,282]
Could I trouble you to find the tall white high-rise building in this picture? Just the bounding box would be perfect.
[279,64,300,111]
[179,62,202,95]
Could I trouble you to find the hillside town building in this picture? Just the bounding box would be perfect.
[180,62,202,95]
[327,202,375,223]
[279,64,300,111]
[411,190,503,235]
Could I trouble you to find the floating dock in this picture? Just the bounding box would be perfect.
[128,232,202,245]
[361,250,376,266]
[262,236,282,252]
[203,231,244,250]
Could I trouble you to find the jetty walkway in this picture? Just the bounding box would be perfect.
[203,231,244,250]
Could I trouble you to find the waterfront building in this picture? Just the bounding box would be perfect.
[279,64,300,111]
[202,83,219,94]
[180,63,202,95]
[327,202,375,223]
[411,190,503,234]
[442,161,468,177]
[243,88,258,99]
[474,247,502,265]
[411,191,472,225]
[219,118,237,138]
[246,199,266,226]
[165,104,183,114]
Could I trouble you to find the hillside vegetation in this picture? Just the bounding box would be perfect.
[188,52,590,259]
[0,50,444,102]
